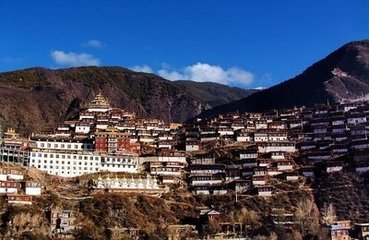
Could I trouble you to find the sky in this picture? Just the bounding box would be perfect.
[1,1,368,89]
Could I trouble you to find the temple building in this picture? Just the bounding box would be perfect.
[87,92,111,113]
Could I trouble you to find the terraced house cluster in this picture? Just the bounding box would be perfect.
[1,93,369,197]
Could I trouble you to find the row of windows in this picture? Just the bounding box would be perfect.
[47,170,93,176]
[151,167,180,172]
[31,153,99,161]
[39,143,92,149]
[101,164,135,168]
[31,159,98,166]
[33,164,98,171]
[103,158,134,163]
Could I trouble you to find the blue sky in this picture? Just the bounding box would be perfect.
[1,1,368,89]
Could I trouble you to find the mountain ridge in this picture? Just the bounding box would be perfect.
[0,66,255,134]
[197,40,369,118]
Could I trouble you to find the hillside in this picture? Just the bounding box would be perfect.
[199,40,369,118]
[0,67,255,135]
[0,164,320,240]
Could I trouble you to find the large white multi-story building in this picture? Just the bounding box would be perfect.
[29,136,138,177]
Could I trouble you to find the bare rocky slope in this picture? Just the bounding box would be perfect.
[0,66,255,135]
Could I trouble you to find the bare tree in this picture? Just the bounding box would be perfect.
[321,202,336,225]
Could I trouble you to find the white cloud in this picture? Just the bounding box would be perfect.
[157,62,254,86]
[83,39,104,48]
[130,65,153,73]
[157,69,186,80]
[254,86,266,90]
[51,50,100,66]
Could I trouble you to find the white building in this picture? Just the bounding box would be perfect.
[254,132,268,142]
[0,180,19,194]
[100,155,138,173]
[95,175,165,192]
[0,168,24,181]
[24,181,42,196]
[75,123,91,134]
[29,150,101,177]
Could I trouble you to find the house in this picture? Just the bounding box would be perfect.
[185,140,200,152]
[49,209,77,234]
[199,208,221,222]
[100,155,138,173]
[189,174,224,187]
[238,148,258,159]
[354,223,369,240]
[270,151,286,160]
[0,168,23,181]
[282,171,299,181]
[306,150,332,161]
[276,160,294,172]
[325,162,344,173]
[75,123,91,134]
[106,227,140,240]
[255,120,268,129]
[254,186,273,196]
[264,141,295,153]
[0,180,20,194]
[347,113,366,125]
[252,175,267,186]
[217,127,234,136]
[200,133,219,142]
[229,179,251,193]
[268,132,288,142]
[236,131,254,142]
[299,167,315,178]
[355,162,369,174]
[22,181,42,196]
[148,161,186,184]
[7,194,32,205]
[254,132,268,142]
[190,153,215,165]
[327,223,351,240]
[300,141,316,151]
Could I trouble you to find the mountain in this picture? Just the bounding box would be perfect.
[172,80,258,107]
[199,40,369,118]
[0,66,255,134]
